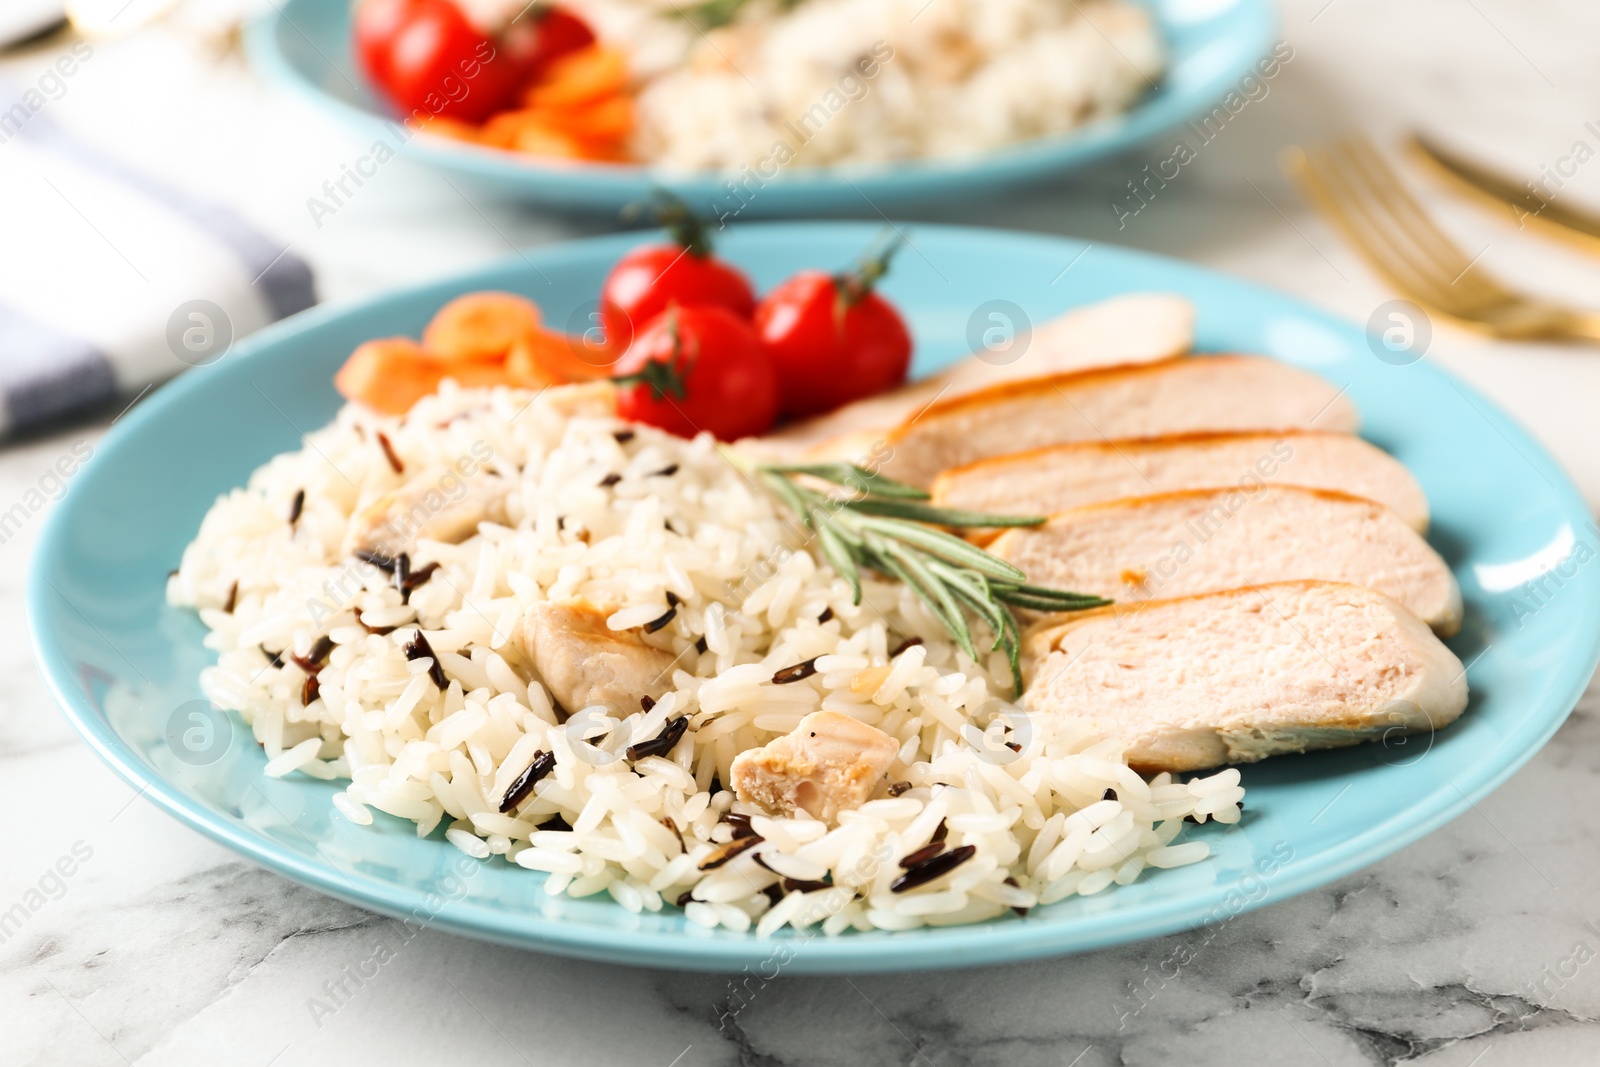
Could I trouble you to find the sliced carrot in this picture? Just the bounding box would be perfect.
[422,292,542,362]
[478,110,536,150]
[525,95,634,142]
[436,359,521,389]
[413,114,483,143]
[334,338,445,416]
[516,327,617,383]
[510,120,593,161]
[524,46,629,109]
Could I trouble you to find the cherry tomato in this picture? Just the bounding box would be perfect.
[353,0,413,87]
[512,6,597,72]
[613,306,779,441]
[755,244,913,418]
[600,203,755,351]
[355,0,594,124]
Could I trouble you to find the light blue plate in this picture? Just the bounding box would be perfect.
[30,224,1600,973]
[244,0,1276,215]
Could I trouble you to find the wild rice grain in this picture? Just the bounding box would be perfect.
[698,835,763,870]
[499,750,556,812]
[626,716,688,761]
[223,580,238,614]
[643,599,679,634]
[354,548,396,573]
[890,845,976,893]
[391,552,411,594]
[899,842,945,869]
[401,562,439,602]
[288,488,305,527]
[890,636,924,657]
[771,658,819,685]
[376,431,404,473]
[404,630,449,690]
[292,635,334,674]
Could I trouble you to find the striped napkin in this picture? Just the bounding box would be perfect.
[0,79,316,436]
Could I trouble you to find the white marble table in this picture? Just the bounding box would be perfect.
[5,1,1600,1063]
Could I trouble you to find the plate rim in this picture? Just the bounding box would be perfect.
[29,221,1600,973]
[241,0,1279,207]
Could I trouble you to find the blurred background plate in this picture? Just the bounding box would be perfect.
[243,0,1276,215]
[29,223,1600,974]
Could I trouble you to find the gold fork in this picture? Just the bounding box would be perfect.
[1284,136,1600,344]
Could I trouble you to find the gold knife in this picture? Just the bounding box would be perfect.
[1409,133,1600,256]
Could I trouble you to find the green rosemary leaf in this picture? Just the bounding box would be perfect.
[854,516,1028,581]
[928,560,1007,648]
[751,462,1110,696]
[845,498,1046,528]
[671,0,753,30]
[883,541,975,660]
[818,524,862,605]
[760,462,931,499]
[999,607,1023,693]
[759,470,817,530]
[994,589,1112,612]
[1003,580,1113,600]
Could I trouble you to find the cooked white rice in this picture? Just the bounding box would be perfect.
[169,382,1241,934]
[577,0,1163,171]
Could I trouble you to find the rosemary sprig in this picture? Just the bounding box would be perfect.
[672,0,803,31]
[750,462,1111,692]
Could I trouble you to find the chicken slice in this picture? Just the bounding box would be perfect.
[731,712,900,823]
[744,293,1194,461]
[931,430,1431,534]
[1021,580,1468,772]
[345,470,508,560]
[521,598,677,714]
[986,486,1462,634]
[810,355,1361,488]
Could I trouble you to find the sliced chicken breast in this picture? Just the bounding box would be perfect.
[521,598,677,714]
[989,487,1461,634]
[731,711,900,823]
[811,355,1360,487]
[345,472,509,559]
[931,430,1430,533]
[746,293,1193,460]
[1021,581,1469,772]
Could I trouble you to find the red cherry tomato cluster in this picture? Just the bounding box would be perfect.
[354,0,595,124]
[603,204,913,441]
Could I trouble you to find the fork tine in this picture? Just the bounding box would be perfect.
[1338,137,1512,304]
[1317,143,1484,313]
[1291,139,1600,343]
[1288,146,1470,312]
